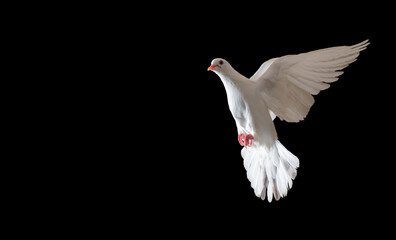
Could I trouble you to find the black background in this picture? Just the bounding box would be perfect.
[59,3,395,237]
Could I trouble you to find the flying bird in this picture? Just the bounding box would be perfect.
[208,40,369,202]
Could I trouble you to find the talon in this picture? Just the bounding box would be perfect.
[238,134,245,146]
[244,134,254,147]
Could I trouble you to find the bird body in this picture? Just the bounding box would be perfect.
[217,64,277,146]
[208,40,369,202]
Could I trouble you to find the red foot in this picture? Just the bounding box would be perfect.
[238,134,245,146]
[245,134,254,147]
[238,134,254,147]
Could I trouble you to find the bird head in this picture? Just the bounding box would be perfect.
[207,58,229,73]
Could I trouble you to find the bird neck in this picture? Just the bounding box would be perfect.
[217,66,248,89]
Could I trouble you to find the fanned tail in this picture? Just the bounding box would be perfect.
[241,140,299,202]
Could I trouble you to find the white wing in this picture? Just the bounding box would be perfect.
[250,40,369,122]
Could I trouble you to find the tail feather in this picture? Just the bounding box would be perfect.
[241,140,299,202]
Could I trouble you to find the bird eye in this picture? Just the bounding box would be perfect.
[219,60,224,65]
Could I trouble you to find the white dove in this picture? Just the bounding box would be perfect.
[208,40,369,202]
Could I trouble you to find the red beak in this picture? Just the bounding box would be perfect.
[207,65,215,71]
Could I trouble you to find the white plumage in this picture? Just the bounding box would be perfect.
[208,40,369,202]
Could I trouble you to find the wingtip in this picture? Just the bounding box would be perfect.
[362,39,370,47]
[351,39,370,50]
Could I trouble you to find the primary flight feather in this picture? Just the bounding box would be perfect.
[208,40,369,202]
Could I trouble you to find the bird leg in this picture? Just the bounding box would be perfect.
[238,134,246,146]
[244,134,254,147]
[238,133,254,147]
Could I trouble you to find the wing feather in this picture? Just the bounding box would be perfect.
[251,40,369,122]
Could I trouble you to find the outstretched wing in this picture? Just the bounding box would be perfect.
[250,40,369,122]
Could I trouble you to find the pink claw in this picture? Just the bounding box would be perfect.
[238,134,254,147]
[238,134,245,146]
[244,134,254,147]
